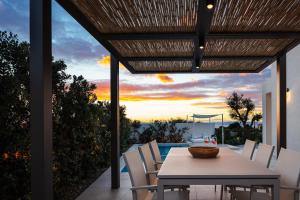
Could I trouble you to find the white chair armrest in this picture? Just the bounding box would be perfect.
[146,170,159,175]
[281,185,300,191]
[130,185,157,191]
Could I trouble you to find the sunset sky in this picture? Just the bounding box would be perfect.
[0,0,271,122]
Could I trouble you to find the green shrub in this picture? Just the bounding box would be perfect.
[215,123,262,145]
[139,120,188,143]
[0,31,132,200]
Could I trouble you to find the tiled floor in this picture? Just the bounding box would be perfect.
[76,168,231,200]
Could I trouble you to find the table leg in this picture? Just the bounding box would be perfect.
[157,180,164,200]
[272,179,280,200]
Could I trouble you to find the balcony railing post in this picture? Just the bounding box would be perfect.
[30,0,53,199]
[111,54,120,188]
[276,54,287,155]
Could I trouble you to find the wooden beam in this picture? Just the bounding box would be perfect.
[276,54,287,155]
[208,32,300,40]
[56,0,135,73]
[134,69,256,74]
[110,54,120,189]
[203,56,273,61]
[30,0,53,199]
[100,32,196,40]
[98,32,300,40]
[124,56,193,61]
[194,0,215,71]
[124,56,272,62]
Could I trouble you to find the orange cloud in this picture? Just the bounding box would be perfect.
[156,74,174,83]
[92,80,208,102]
[97,55,125,69]
[191,102,227,109]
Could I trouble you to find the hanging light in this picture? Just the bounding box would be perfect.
[199,38,205,50]
[206,0,214,10]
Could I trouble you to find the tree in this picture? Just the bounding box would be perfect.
[226,92,262,128]
[0,31,133,200]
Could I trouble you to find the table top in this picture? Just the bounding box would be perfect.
[158,147,279,179]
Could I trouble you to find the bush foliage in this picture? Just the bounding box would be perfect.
[138,120,188,143]
[0,31,132,200]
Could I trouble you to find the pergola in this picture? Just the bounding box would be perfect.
[30,0,300,199]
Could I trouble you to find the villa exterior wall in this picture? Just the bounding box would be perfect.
[262,44,300,152]
[262,63,277,150]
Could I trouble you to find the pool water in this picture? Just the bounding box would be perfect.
[121,143,189,172]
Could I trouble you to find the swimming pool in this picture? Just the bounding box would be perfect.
[121,143,189,172]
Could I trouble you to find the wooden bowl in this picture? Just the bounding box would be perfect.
[188,146,219,158]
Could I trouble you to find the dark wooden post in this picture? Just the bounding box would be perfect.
[30,0,52,199]
[111,54,120,188]
[276,54,287,155]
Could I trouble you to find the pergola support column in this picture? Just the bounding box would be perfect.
[30,0,53,199]
[276,54,287,155]
[111,54,120,189]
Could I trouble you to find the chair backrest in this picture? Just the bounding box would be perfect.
[275,148,300,187]
[241,139,256,160]
[254,143,275,168]
[149,140,162,163]
[138,143,156,184]
[123,150,148,200]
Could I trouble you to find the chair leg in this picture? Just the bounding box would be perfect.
[220,185,224,200]
[215,185,217,192]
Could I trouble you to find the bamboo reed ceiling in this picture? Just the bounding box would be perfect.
[129,61,193,72]
[205,39,294,56]
[211,0,300,32]
[73,0,198,33]
[59,0,300,73]
[202,60,267,71]
[109,40,195,57]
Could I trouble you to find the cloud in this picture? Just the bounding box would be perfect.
[92,80,208,101]
[156,74,174,83]
[97,55,126,69]
[0,1,29,40]
[191,102,227,109]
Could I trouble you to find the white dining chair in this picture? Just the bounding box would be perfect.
[228,143,275,197]
[123,150,190,200]
[139,143,188,190]
[241,139,256,160]
[149,140,163,170]
[232,148,300,200]
[138,143,159,185]
[220,140,257,199]
[253,143,275,168]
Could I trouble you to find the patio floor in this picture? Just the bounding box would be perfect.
[76,167,232,200]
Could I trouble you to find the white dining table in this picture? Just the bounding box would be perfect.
[157,147,280,200]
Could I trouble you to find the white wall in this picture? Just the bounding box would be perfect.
[135,122,216,142]
[286,45,300,151]
[262,63,277,150]
[262,44,300,152]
